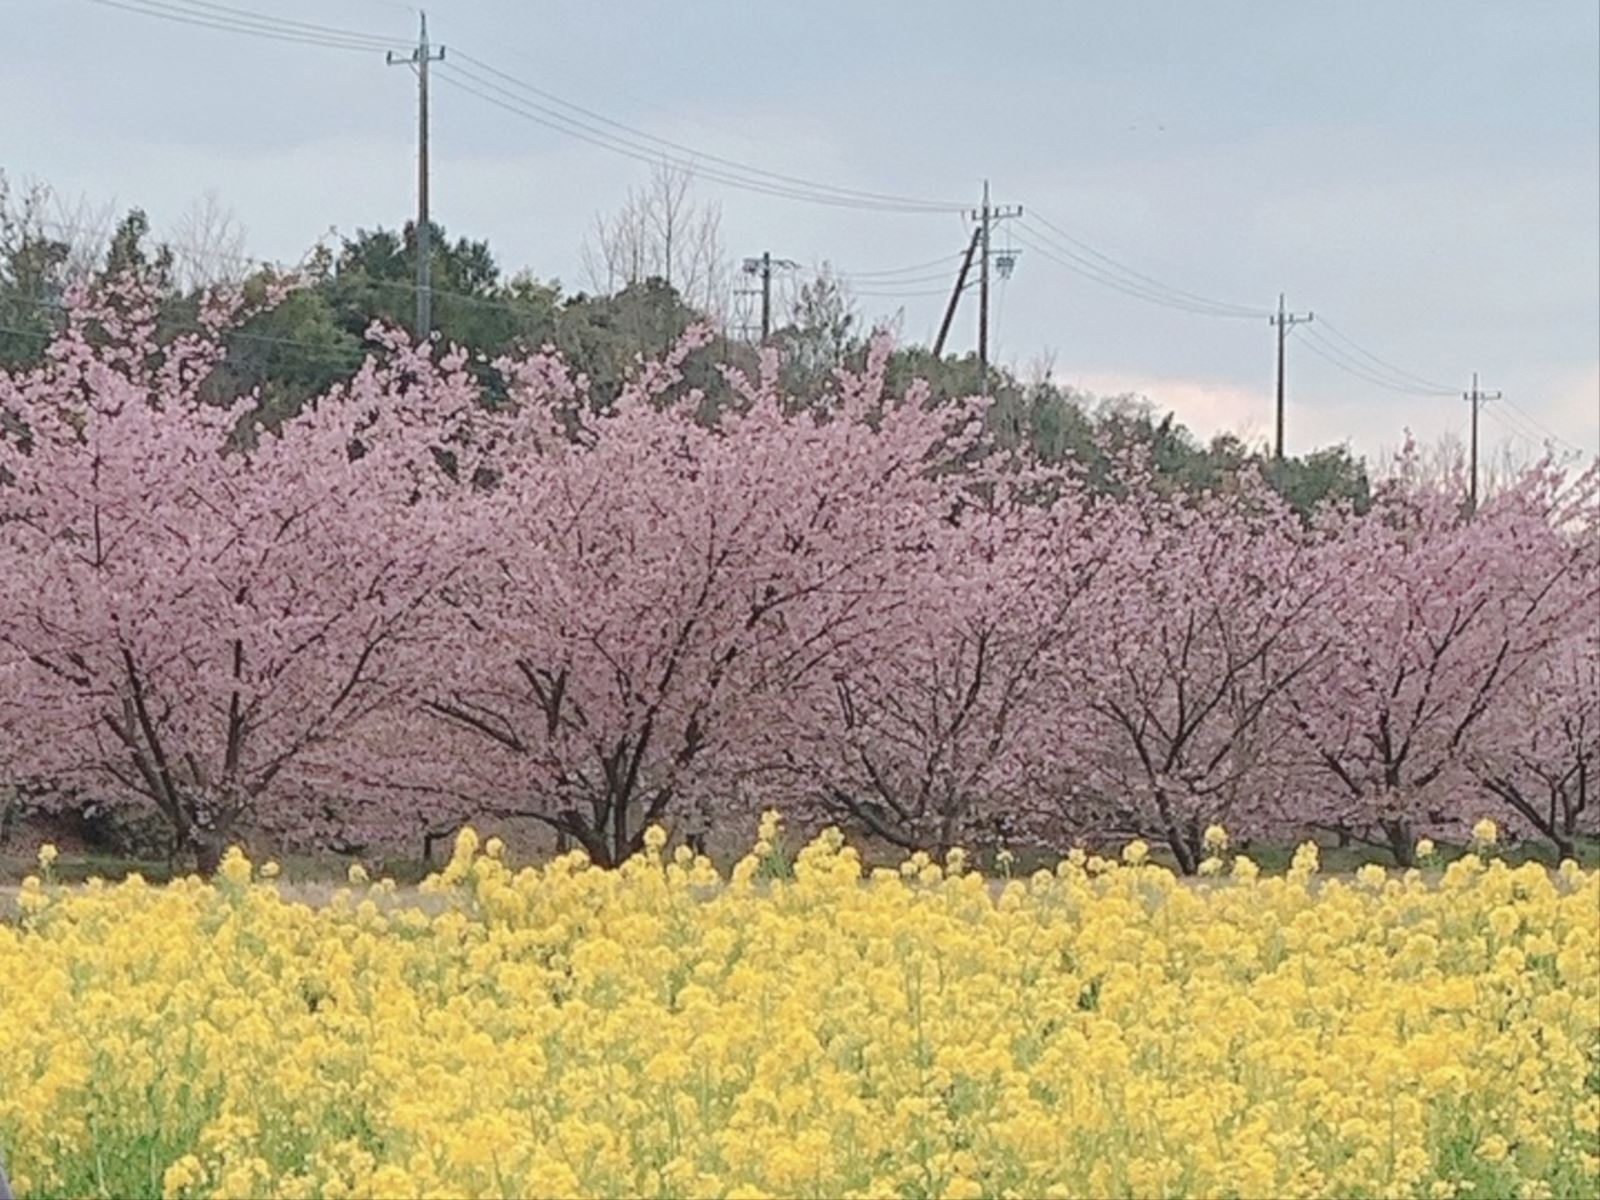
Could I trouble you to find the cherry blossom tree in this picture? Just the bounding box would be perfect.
[413,342,986,866]
[791,475,1103,854]
[1045,475,1327,872]
[1287,458,1598,865]
[1471,628,1599,860]
[0,279,488,869]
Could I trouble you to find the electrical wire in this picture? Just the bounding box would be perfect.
[1499,395,1586,453]
[85,0,406,52]
[1481,405,1563,465]
[1482,404,1541,449]
[1024,212,1267,318]
[446,51,966,215]
[851,287,952,300]
[434,62,960,215]
[833,252,964,279]
[1010,226,1266,319]
[1311,316,1455,394]
[835,268,962,289]
[156,0,403,47]
[1292,325,1456,396]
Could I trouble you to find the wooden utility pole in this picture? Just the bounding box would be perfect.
[1465,371,1502,514]
[388,12,445,341]
[967,181,1021,395]
[759,250,772,341]
[932,227,982,359]
[1269,292,1313,459]
[741,252,796,343]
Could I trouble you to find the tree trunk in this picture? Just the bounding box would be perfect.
[190,826,228,878]
[0,784,18,849]
[1164,826,1198,875]
[422,824,461,866]
[1381,817,1415,868]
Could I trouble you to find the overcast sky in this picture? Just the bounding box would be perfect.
[10,0,1598,466]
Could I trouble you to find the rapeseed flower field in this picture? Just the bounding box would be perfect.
[1,819,1597,1200]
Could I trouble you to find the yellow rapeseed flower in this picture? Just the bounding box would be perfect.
[0,824,1591,1200]
[217,846,252,886]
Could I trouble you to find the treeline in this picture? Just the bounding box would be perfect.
[0,169,1370,515]
[0,281,1592,874]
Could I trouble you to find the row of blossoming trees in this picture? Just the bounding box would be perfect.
[1,284,1595,872]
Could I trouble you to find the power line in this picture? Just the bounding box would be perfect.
[835,252,965,280]
[1294,325,1455,396]
[1310,317,1454,394]
[445,51,966,215]
[155,0,402,47]
[433,62,951,214]
[853,287,953,300]
[1499,395,1586,454]
[1011,224,1266,320]
[434,61,962,215]
[1024,212,1267,318]
[1482,404,1547,457]
[836,269,965,290]
[84,0,405,52]
[1488,399,1585,456]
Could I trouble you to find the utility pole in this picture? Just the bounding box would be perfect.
[966,181,1022,395]
[760,250,772,341]
[1464,371,1502,514]
[1269,292,1313,459]
[388,12,445,342]
[932,226,982,359]
[740,252,796,343]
